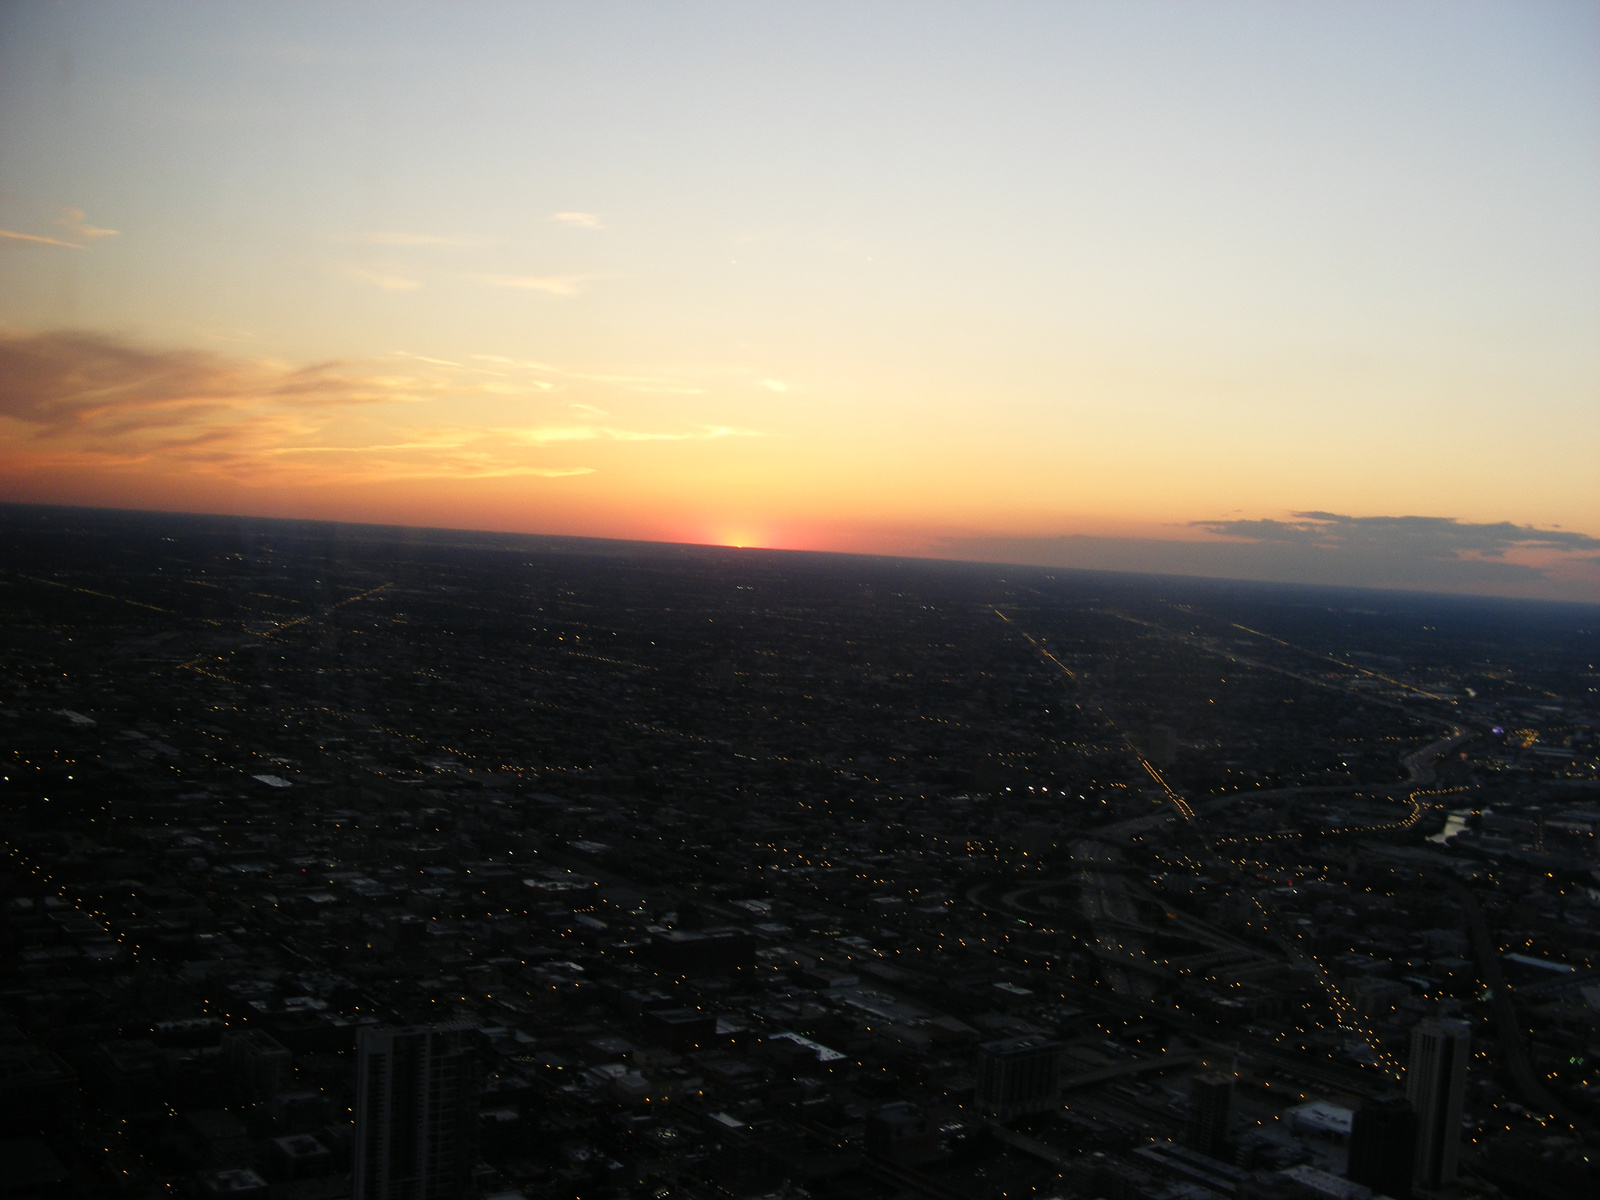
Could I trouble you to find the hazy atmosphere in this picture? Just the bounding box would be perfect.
[1,1,1596,599]
[6,8,1600,1198]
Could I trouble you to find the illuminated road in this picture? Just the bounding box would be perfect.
[1450,880,1588,1132]
[993,607,1197,828]
[176,581,393,678]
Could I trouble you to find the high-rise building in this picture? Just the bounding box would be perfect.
[1185,1071,1235,1159]
[222,1029,293,1102]
[1404,1018,1471,1191]
[1347,1095,1417,1200]
[974,1034,1061,1119]
[353,1023,482,1200]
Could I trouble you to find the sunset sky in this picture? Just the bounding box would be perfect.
[2,2,1596,600]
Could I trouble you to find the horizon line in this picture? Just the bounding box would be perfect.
[3,499,1595,613]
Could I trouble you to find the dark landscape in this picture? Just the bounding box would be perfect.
[2,503,1598,1200]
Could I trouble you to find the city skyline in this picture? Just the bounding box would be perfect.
[2,1,1597,602]
[2,503,1595,1195]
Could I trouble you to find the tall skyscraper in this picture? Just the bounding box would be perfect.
[1184,1071,1235,1159]
[1404,1017,1471,1191]
[974,1034,1061,1119]
[1347,1095,1417,1200]
[354,1023,482,1200]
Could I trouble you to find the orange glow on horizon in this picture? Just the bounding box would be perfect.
[0,8,1593,602]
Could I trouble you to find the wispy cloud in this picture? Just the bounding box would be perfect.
[473,354,557,369]
[0,206,118,250]
[0,229,81,249]
[466,354,703,394]
[0,331,419,437]
[392,351,554,390]
[56,207,117,241]
[608,425,754,442]
[0,331,759,489]
[483,273,604,295]
[551,211,604,229]
[341,264,421,291]
[761,379,790,392]
[265,437,597,481]
[501,424,757,446]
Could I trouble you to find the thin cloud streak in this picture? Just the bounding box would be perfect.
[483,274,606,295]
[56,207,117,241]
[0,207,118,250]
[550,211,604,229]
[465,353,705,393]
[341,264,421,291]
[501,424,757,446]
[0,228,83,249]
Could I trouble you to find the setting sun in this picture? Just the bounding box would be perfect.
[0,2,1594,599]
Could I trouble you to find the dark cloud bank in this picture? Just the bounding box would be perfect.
[941,513,1600,603]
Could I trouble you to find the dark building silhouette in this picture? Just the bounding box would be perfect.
[269,1133,334,1182]
[1405,1017,1470,1190]
[1347,1095,1416,1199]
[974,1034,1061,1119]
[1145,724,1179,767]
[222,1029,293,1102]
[198,1168,268,1198]
[647,927,755,971]
[83,1038,161,1116]
[1185,1071,1235,1159]
[0,1137,70,1198]
[704,1113,805,1192]
[353,1023,481,1200]
[866,1101,941,1165]
[641,1006,718,1051]
[0,1042,78,1133]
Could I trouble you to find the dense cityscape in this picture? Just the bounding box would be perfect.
[1,504,1597,1200]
